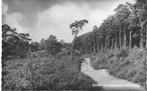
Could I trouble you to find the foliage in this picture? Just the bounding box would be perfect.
[2,24,32,59]
[70,19,88,36]
[73,1,147,54]
[2,52,102,90]
[91,48,146,87]
[30,41,44,51]
[44,35,62,55]
[70,19,88,56]
[2,0,147,90]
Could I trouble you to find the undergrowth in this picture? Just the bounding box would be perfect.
[91,48,146,88]
[2,52,102,90]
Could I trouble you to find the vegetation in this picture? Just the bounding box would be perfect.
[73,0,147,53]
[2,24,31,60]
[91,48,146,87]
[2,0,147,90]
[2,51,102,90]
[70,19,88,56]
[71,0,147,88]
[44,35,62,55]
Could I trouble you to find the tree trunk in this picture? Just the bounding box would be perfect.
[119,28,122,49]
[140,29,143,48]
[101,44,103,52]
[123,32,127,48]
[93,43,96,54]
[146,24,147,48]
[71,36,75,56]
[111,38,114,49]
[115,34,118,50]
[114,40,117,50]
[146,2,147,49]
[71,42,73,56]
[145,19,147,90]
[93,37,96,54]
[129,30,132,49]
[105,41,107,50]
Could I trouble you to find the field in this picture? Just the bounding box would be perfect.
[2,51,103,90]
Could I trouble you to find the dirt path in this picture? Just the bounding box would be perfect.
[81,58,145,91]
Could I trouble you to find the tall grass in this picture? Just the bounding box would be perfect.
[91,48,146,87]
[2,52,102,90]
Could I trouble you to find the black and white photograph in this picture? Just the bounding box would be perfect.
[2,0,147,90]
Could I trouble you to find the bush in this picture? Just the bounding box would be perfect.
[2,55,100,90]
[91,48,146,87]
[2,59,32,90]
[116,48,129,58]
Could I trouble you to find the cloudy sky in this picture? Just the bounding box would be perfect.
[3,0,135,42]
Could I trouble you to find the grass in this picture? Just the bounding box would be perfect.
[2,51,102,90]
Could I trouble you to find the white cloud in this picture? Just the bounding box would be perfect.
[4,0,136,42]
[5,13,29,33]
[2,3,29,33]
[2,2,8,16]
[33,0,136,42]
[32,3,110,42]
[2,2,8,23]
[110,0,136,14]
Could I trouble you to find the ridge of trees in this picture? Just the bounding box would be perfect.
[73,0,147,54]
[2,24,32,60]
[2,0,147,59]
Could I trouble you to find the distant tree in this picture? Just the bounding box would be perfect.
[2,24,17,60]
[45,35,62,55]
[30,42,40,51]
[66,0,147,55]
[69,19,88,56]
[92,25,99,53]
[40,39,46,49]
[114,4,131,49]
[15,33,32,58]
[2,24,32,59]
[59,39,65,48]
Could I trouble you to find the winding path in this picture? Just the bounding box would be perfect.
[81,58,145,91]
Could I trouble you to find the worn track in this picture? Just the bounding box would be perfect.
[81,58,145,91]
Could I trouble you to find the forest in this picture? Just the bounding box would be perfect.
[2,0,147,90]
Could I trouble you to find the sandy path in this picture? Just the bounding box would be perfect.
[81,58,145,91]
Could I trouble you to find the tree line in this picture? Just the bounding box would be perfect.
[72,0,147,54]
[2,24,32,60]
[2,24,67,60]
[2,0,147,59]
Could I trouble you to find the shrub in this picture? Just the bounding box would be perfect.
[2,55,100,90]
[115,48,129,58]
[91,48,146,87]
[91,54,109,70]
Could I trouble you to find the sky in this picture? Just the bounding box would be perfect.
[2,0,136,42]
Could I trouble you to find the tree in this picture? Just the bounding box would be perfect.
[2,24,17,60]
[30,42,40,51]
[2,24,32,59]
[92,26,98,53]
[45,35,62,55]
[69,19,88,56]
[114,4,131,49]
[63,0,147,55]
[15,33,32,58]
[59,39,65,48]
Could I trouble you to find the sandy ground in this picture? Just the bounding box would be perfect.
[81,58,145,91]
